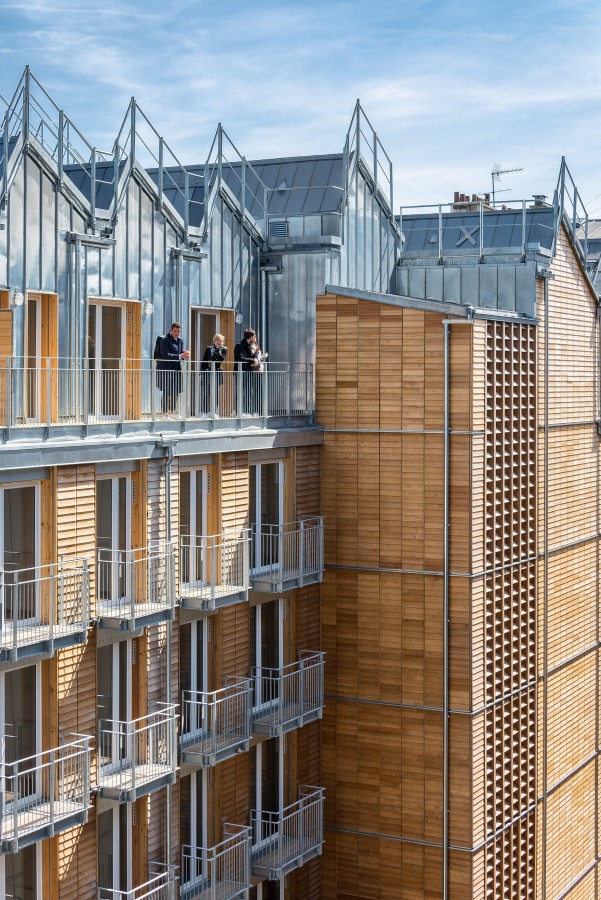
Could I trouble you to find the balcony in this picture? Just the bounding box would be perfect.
[0,558,91,663]
[250,518,324,593]
[251,786,324,880]
[180,678,251,768]
[97,543,175,632]
[0,358,313,441]
[181,825,251,900]
[0,734,92,853]
[179,529,250,615]
[251,652,324,738]
[97,703,177,803]
[98,863,178,899]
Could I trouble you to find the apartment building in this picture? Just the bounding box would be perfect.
[317,175,601,897]
[0,70,403,899]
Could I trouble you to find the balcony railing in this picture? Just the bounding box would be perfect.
[180,529,250,613]
[251,786,324,880]
[251,652,324,737]
[250,518,324,593]
[97,543,175,631]
[98,863,178,899]
[97,703,177,802]
[0,733,92,853]
[181,825,251,900]
[0,558,90,662]
[180,678,251,767]
[0,358,313,437]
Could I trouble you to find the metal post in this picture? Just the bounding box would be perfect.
[23,66,30,142]
[49,748,55,827]
[113,141,120,217]
[158,137,164,209]
[5,357,11,431]
[45,356,51,431]
[299,520,305,583]
[217,125,223,191]
[2,107,8,204]
[479,201,484,260]
[442,320,450,900]
[521,200,527,259]
[438,205,443,264]
[91,148,97,232]
[57,114,65,185]
[241,157,246,221]
[373,131,378,194]
[184,170,189,235]
[129,99,136,166]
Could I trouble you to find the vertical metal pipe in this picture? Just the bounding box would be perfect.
[541,273,550,899]
[58,110,64,186]
[163,442,174,872]
[158,137,164,209]
[442,320,450,900]
[521,199,527,259]
[260,268,266,349]
[91,148,97,232]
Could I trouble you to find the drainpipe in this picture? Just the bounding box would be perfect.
[160,439,175,871]
[259,265,279,352]
[541,270,553,899]
[442,320,451,900]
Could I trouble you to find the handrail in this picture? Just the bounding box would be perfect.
[181,677,251,762]
[0,557,90,657]
[179,528,250,607]
[96,542,175,626]
[98,863,177,900]
[251,785,324,877]
[181,824,251,898]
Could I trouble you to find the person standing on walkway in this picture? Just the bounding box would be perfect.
[156,322,190,418]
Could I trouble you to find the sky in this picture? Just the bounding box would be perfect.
[0,0,600,213]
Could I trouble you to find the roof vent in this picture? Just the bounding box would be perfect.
[269,220,288,239]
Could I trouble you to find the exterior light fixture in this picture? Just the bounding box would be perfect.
[235,312,243,325]
[11,287,24,307]
[142,299,154,317]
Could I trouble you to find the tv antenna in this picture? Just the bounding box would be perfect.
[491,163,523,203]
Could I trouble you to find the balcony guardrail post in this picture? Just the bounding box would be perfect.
[5,356,11,430]
[49,747,55,832]
[299,519,305,587]
[45,356,51,430]
[262,363,269,418]
[119,357,125,424]
[236,364,243,419]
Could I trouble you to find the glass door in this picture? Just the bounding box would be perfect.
[180,469,208,588]
[250,463,283,572]
[97,641,132,774]
[25,296,41,423]
[3,844,39,899]
[191,310,220,418]
[88,303,125,420]
[96,477,131,608]
[1,486,39,629]
[0,664,40,815]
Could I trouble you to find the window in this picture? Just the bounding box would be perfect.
[88,302,126,419]
[249,463,283,572]
[1,485,39,628]
[180,469,208,588]
[96,476,131,606]
[97,805,133,893]
[97,641,133,772]
[2,844,40,899]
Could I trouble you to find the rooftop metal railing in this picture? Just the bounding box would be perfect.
[250,518,324,592]
[397,198,558,263]
[0,558,90,661]
[251,652,324,737]
[251,786,325,880]
[203,125,267,240]
[180,678,251,767]
[96,542,175,628]
[98,863,178,900]
[0,733,92,852]
[344,100,394,215]
[181,825,251,900]
[553,156,590,265]
[0,358,314,435]
[180,529,250,613]
[97,703,178,801]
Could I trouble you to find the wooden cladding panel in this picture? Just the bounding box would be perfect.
[540,544,600,673]
[57,810,98,900]
[322,700,472,847]
[220,754,251,828]
[294,444,320,518]
[539,227,599,425]
[539,425,601,551]
[322,568,470,710]
[322,829,456,899]
[543,761,597,899]
[219,602,250,680]
[56,464,96,612]
[546,653,597,789]
[221,451,249,533]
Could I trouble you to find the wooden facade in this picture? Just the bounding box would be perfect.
[316,222,601,899]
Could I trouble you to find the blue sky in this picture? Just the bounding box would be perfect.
[0,0,600,211]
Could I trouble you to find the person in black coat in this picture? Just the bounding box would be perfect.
[233,327,267,415]
[200,333,227,415]
[156,322,190,417]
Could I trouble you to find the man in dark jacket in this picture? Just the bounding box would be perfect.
[156,322,190,417]
[234,327,265,415]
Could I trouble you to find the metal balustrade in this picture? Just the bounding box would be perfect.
[0,734,92,853]
[250,518,324,592]
[180,679,251,767]
[97,703,177,802]
[251,786,324,880]
[251,652,324,737]
[97,542,175,631]
[181,825,251,900]
[98,863,178,900]
[0,359,313,437]
[180,530,250,613]
[0,558,90,662]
